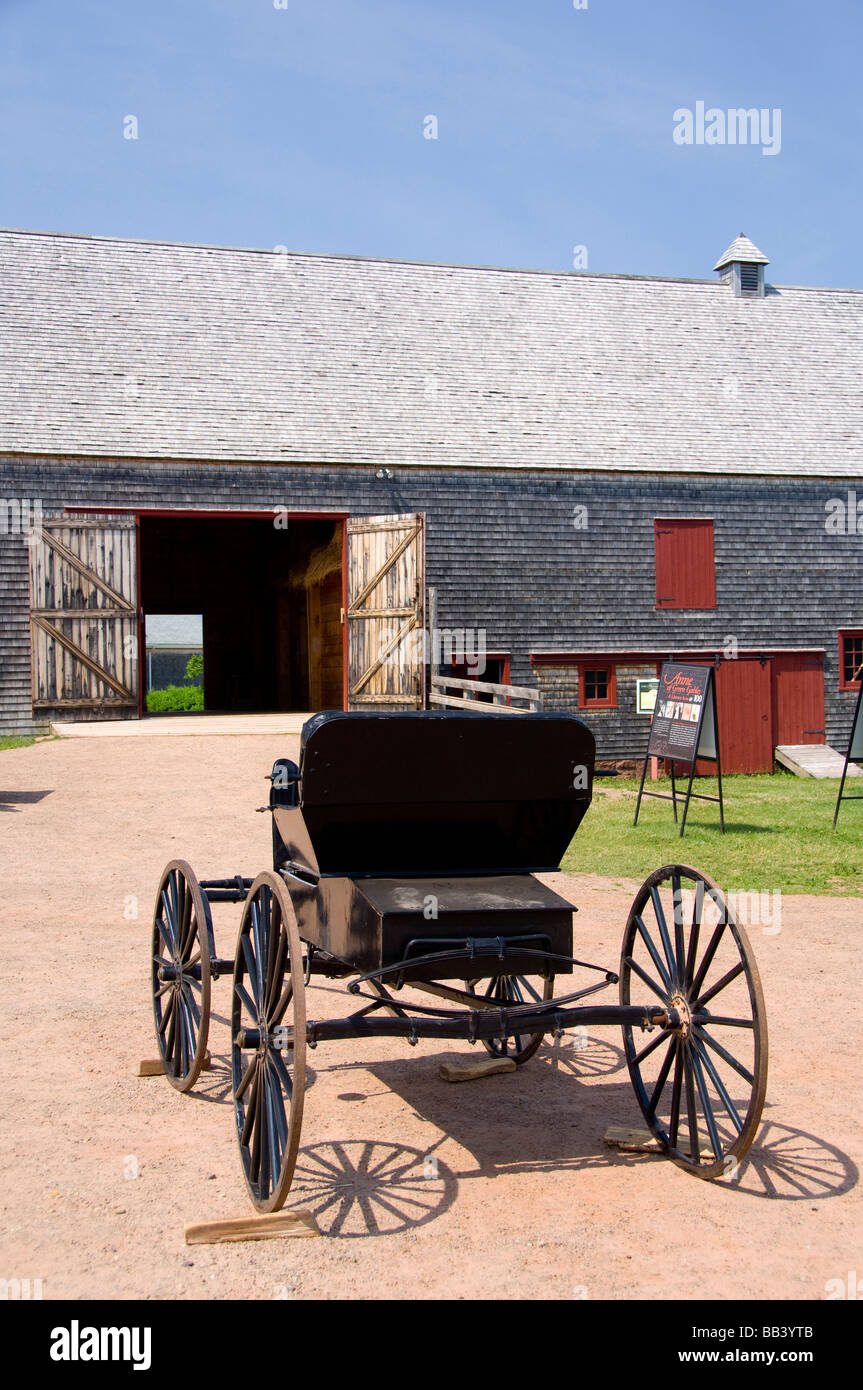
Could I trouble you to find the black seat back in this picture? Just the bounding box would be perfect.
[283,710,595,877]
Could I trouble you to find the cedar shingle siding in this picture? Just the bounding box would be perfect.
[1,229,862,755]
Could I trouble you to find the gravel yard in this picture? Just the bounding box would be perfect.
[1,732,860,1301]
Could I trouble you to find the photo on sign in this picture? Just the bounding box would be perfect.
[636,679,659,714]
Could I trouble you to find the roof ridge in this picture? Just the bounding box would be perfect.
[0,224,741,288]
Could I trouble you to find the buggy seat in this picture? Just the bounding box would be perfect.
[271,709,595,879]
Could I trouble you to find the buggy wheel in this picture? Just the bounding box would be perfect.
[620,864,768,1180]
[231,872,306,1213]
[467,974,554,1065]
[151,860,213,1093]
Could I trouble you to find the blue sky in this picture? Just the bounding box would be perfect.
[0,0,859,285]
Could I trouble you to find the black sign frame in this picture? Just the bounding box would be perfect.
[833,663,863,828]
[633,660,725,838]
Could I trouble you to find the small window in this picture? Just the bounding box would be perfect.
[655,519,716,609]
[839,631,863,690]
[578,663,617,709]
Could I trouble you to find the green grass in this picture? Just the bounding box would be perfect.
[562,774,862,896]
[0,736,35,751]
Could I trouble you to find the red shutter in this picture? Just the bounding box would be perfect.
[654,519,715,609]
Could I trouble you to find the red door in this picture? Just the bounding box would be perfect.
[772,654,826,745]
[714,658,774,773]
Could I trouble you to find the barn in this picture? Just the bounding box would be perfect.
[1,226,861,772]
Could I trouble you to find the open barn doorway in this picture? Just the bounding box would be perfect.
[138,513,344,713]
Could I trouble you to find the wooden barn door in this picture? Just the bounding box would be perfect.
[346,513,425,709]
[772,653,826,745]
[29,517,139,716]
[714,658,774,773]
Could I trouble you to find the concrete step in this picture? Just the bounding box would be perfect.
[774,744,862,778]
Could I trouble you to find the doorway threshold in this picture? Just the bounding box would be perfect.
[51,713,316,738]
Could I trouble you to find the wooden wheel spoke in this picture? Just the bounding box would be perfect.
[694,1025,754,1085]
[184,948,202,971]
[249,1083,264,1187]
[668,1041,684,1147]
[264,1070,284,1178]
[235,980,259,1024]
[153,953,173,971]
[634,914,673,994]
[175,1002,188,1077]
[179,879,194,954]
[692,1038,744,1134]
[671,870,686,984]
[265,925,287,1019]
[517,976,542,1004]
[156,905,174,953]
[164,1000,178,1065]
[179,995,196,1067]
[691,919,727,1000]
[235,1057,256,1102]
[647,1037,676,1115]
[649,885,677,981]
[242,1065,261,1148]
[624,954,669,1004]
[181,983,201,1028]
[241,934,260,1004]
[269,1045,294,1103]
[690,1046,724,1160]
[694,1014,753,1029]
[695,960,745,1011]
[684,879,704,988]
[158,991,176,1034]
[684,1051,700,1162]
[631,1028,668,1067]
[167,874,180,939]
[247,900,264,1011]
[270,979,295,1029]
[250,895,267,1005]
[154,980,173,1000]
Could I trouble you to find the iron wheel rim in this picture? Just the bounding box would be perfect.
[620,864,768,1180]
[151,859,213,1093]
[231,872,306,1213]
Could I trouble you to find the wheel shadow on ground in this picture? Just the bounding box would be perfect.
[177,1041,856,1235]
[357,1044,856,1205]
[281,1138,458,1238]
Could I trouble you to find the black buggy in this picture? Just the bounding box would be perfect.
[150,710,768,1212]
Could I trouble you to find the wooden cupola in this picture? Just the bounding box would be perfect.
[714,233,770,298]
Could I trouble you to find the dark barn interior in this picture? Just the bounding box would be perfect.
[139,515,344,712]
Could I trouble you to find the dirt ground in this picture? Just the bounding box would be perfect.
[1,733,860,1301]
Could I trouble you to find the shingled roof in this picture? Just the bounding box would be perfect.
[714,234,770,270]
[1,227,861,476]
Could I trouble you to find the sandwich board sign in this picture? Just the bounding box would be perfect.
[634,660,725,837]
[833,673,863,827]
